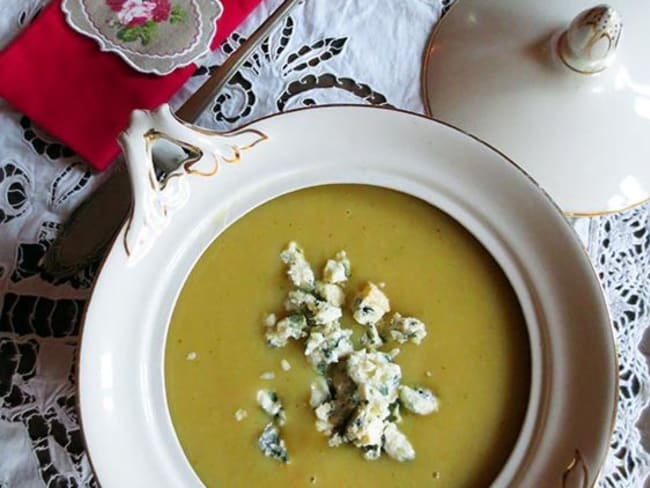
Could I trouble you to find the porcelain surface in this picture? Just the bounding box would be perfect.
[78,105,616,487]
[423,0,650,215]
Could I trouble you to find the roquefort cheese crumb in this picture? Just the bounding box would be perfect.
[322,251,351,284]
[315,282,346,307]
[283,290,343,326]
[258,422,289,463]
[280,242,315,290]
[360,322,384,349]
[264,313,277,327]
[314,401,335,436]
[327,433,347,448]
[234,408,248,421]
[345,404,386,460]
[346,349,401,403]
[280,359,291,372]
[387,313,427,345]
[351,282,391,325]
[257,389,286,425]
[309,376,331,408]
[306,299,343,326]
[260,371,276,380]
[383,422,415,462]
[305,325,354,373]
[398,385,439,415]
[265,314,308,348]
[284,289,317,312]
[186,352,197,361]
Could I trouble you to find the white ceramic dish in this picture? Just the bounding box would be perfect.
[422,0,650,215]
[78,105,616,487]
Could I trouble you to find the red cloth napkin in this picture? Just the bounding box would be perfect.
[0,0,261,170]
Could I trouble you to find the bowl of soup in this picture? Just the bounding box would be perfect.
[78,104,616,487]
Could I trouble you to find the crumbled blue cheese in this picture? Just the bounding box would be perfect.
[346,405,385,460]
[234,408,248,421]
[257,389,286,426]
[346,349,401,403]
[383,422,415,462]
[264,313,277,327]
[387,313,427,345]
[259,242,438,465]
[307,299,343,326]
[280,242,315,290]
[322,251,351,284]
[336,349,404,460]
[284,290,343,326]
[305,325,354,372]
[310,376,331,408]
[315,282,346,306]
[265,314,308,348]
[360,322,384,349]
[284,290,317,312]
[258,422,289,463]
[328,433,347,448]
[399,385,439,415]
[280,359,291,372]
[314,401,336,436]
[351,282,390,325]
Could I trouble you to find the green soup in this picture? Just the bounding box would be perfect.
[165,185,530,487]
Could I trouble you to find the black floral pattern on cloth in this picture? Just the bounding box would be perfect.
[0,335,95,487]
[204,15,391,127]
[20,117,76,161]
[440,0,454,14]
[49,162,93,209]
[0,337,39,409]
[0,294,85,337]
[11,240,97,289]
[0,6,101,480]
[17,2,43,28]
[0,162,30,224]
[0,0,46,51]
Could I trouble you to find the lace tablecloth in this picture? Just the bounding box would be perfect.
[1,1,649,486]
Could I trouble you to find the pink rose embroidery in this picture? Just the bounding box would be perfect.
[117,0,156,26]
[152,0,172,22]
[106,0,126,12]
[106,0,186,46]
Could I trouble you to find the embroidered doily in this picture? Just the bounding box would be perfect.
[0,0,648,486]
[61,0,223,75]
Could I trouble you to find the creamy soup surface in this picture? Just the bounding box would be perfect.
[165,185,530,488]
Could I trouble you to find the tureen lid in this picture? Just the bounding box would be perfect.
[423,0,650,215]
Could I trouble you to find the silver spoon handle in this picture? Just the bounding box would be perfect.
[176,0,301,122]
[153,0,300,172]
[43,0,301,276]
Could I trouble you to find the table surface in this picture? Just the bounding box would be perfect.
[0,1,649,487]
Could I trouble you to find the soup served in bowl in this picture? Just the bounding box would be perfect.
[165,184,530,487]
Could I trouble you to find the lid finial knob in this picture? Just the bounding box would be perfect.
[558,4,622,74]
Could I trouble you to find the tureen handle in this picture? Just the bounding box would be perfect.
[558,4,622,74]
[118,104,266,262]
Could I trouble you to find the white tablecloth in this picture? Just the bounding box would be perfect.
[0,0,648,486]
